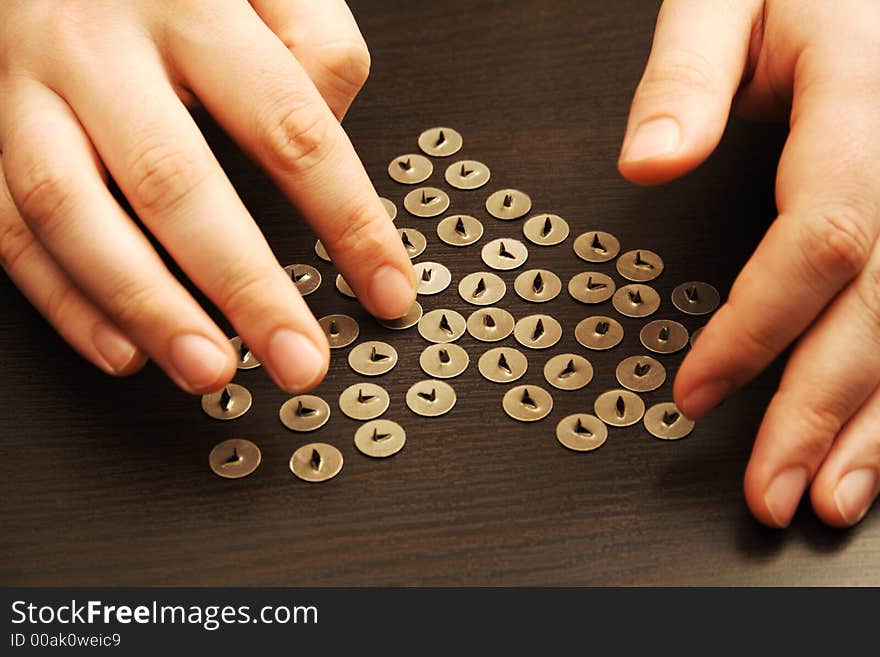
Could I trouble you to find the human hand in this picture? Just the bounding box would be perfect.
[619,0,880,528]
[0,0,415,395]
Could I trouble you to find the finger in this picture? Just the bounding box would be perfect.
[811,384,880,528]
[742,244,880,527]
[0,81,236,394]
[675,54,880,420]
[164,2,415,320]
[0,158,146,377]
[618,0,762,184]
[51,44,331,394]
[249,0,370,119]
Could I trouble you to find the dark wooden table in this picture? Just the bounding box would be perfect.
[2,0,877,586]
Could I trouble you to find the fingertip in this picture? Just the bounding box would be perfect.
[618,157,686,186]
[91,321,145,377]
[264,328,329,394]
[619,115,682,185]
[745,463,809,529]
[811,468,878,529]
[673,350,732,420]
[167,333,237,395]
[367,264,417,320]
[744,485,784,529]
[672,357,699,416]
[617,115,716,186]
[679,378,732,421]
[809,482,854,529]
[743,466,784,528]
[110,350,149,377]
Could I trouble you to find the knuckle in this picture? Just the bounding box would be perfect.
[329,205,389,258]
[104,278,164,330]
[318,41,372,93]
[636,48,721,102]
[127,137,212,216]
[259,101,335,174]
[736,311,783,363]
[28,1,88,45]
[215,267,279,318]
[799,206,873,285]
[14,1,100,66]
[0,219,37,273]
[774,391,844,463]
[722,287,785,363]
[42,280,79,327]
[856,265,880,326]
[13,161,77,233]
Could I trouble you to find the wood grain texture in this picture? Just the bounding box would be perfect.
[1,0,877,586]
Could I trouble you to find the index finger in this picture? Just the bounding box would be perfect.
[165,2,415,320]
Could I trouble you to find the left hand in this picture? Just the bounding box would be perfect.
[620,0,880,528]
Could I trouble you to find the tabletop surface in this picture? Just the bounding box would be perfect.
[2,0,877,586]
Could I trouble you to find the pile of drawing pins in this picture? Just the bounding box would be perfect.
[203,127,719,483]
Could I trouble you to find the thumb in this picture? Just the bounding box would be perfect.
[619,0,762,185]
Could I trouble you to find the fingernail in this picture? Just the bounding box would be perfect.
[621,116,681,162]
[92,321,138,374]
[764,466,809,527]
[369,265,415,319]
[680,379,732,419]
[834,468,878,525]
[267,328,326,393]
[168,334,229,391]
